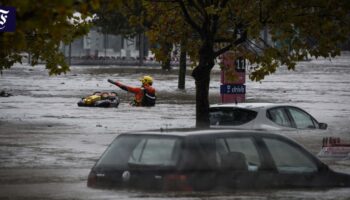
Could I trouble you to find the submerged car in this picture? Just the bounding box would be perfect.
[87,129,350,191]
[210,103,328,131]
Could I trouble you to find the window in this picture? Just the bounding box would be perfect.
[287,107,316,129]
[96,135,141,169]
[267,107,292,127]
[216,137,261,171]
[209,107,257,126]
[96,136,181,168]
[263,138,318,173]
[129,137,181,166]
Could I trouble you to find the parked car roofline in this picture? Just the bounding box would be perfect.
[210,102,284,109]
[119,128,274,137]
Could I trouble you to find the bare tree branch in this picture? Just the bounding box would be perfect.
[214,44,232,57]
[246,38,266,51]
[210,3,220,35]
[187,0,206,16]
[214,37,231,43]
[214,30,247,57]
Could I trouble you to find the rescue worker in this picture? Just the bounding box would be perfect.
[107,75,156,107]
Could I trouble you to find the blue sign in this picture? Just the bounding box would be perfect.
[0,6,16,32]
[220,84,246,94]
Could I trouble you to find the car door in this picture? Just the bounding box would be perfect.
[287,106,317,128]
[213,134,339,189]
[214,136,274,189]
[260,136,327,187]
[284,106,328,134]
[265,107,295,129]
[126,136,182,190]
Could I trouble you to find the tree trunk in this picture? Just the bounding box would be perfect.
[192,43,215,128]
[161,42,172,71]
[68,43,72,66]
[178,41,187,89]
[162,56,171,71]
[193,67,211,128]
[138,33,144,66]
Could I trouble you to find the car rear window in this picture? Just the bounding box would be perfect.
[96,135,182,169]
[209,107,257,126]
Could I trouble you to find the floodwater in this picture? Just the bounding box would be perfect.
[1,53,350,199]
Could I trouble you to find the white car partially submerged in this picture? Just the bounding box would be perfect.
[209,103,328,131]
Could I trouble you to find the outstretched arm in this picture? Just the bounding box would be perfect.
[108,79,141,93]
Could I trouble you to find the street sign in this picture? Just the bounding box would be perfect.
[220,51,246,103]
[220,84,246,94]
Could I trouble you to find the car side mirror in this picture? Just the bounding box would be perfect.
[319,123,328,130]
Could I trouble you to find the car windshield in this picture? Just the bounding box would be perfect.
[95,135,182,169]
[209,107,257,126]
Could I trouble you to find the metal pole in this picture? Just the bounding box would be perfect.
[68,43,72,66]
[104,33,107,57]
[139,33,144,66]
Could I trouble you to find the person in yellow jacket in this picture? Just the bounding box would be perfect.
[108,75,156,106]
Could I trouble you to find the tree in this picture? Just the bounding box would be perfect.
[95,1,191,87]
[93,1,142,36]
[0,0,98,75]
[141,2,194,85]
[94,0,149,66]
[140,0,350,128]
[3,1,349,128]
[178,39,187,90]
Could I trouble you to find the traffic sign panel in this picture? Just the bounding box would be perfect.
[220,84,246,94]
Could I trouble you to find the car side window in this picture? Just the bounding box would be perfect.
[216,137,261,171]
[209,108,257,126]
[263,138,318,173]
[287,107,316,129]
[129,138,181,166]
[95,135,141,169]
[267,107,292,127]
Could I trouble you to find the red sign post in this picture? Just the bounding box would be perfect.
[220,52,246,103]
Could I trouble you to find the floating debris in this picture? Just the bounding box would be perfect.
[0,90,12,97]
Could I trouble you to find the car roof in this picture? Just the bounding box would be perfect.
[118,129,315,159]
[119,128,288,139]
[210,102,288,109]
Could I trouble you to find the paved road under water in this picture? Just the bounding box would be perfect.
[1,54,350,199]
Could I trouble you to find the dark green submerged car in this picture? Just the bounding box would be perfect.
[88,129,350,191]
